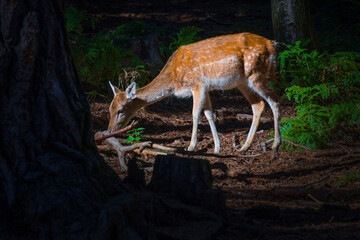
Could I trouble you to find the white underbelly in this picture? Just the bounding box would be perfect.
[204,74,240,90]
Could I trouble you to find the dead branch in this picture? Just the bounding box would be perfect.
[133,148,168,156]
[152,143,178,153]
[261,138,312,152]
[105,137,151,170]
[94,121,138,142]
[132,142,178,153]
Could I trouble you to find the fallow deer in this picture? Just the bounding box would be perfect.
[108,32,281,153]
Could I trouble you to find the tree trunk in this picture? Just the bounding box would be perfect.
[271,0,320,49]
[0,1,151,239]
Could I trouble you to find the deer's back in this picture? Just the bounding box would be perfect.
[163,33,276,97]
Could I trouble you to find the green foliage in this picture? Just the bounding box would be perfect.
[86,90,111,102]
[70,36,147,92]
[65,6,96,36]
[336,171,360,187]
[279,41,360,149]
[65,6,87,34]
[123,128,146,143]
[168,26,203,53]
[65,7,153,96]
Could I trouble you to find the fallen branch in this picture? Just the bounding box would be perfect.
[94,121,138,142]
[133,148,168,156]
[152,143,178,153]
[261,138,312,152]
[105,137,151,170]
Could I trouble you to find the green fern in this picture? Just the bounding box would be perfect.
[279,41,360,149]
[168,26,203,52]
[70,36,147,92]
[65,6,87,34]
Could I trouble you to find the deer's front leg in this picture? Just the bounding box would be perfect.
[187,87,206,152]
[204,92,220,153]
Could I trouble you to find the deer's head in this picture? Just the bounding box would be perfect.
[108,81,137,132]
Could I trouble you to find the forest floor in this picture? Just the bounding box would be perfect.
[79,0,360,238]
[91,93,360,239]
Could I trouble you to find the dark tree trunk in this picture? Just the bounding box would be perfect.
[271,0,320,49]
[0,1,151,239]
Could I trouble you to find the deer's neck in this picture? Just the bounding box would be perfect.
[135,74,174,105]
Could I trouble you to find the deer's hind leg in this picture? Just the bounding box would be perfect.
[247,74,281,151]
[238,84,265,152]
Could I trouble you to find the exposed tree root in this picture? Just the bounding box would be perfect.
[95,123,179,170]
[105,137,152,170]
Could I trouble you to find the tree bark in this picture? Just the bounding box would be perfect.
[271,0,320,49]
[0,1,151,239]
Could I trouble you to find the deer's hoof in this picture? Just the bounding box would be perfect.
[239,144,250,152]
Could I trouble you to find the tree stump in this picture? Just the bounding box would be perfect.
[149,155,225,215]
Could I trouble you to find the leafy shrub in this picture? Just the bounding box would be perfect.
[65,7,150,95]
[65,6,96,36]
[65,6,88,34]
[70,36,148,93]
[336,171,360,187]
[279,41,360,149]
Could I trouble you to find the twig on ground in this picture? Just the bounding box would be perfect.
[152,144,178,153]
[133,148,168,156]
[261,138,312,152]
[94,121,138,141]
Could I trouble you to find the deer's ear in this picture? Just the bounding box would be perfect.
[126,82,137,100]
[109,81,121,96]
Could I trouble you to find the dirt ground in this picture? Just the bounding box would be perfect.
[77,0,360,238]
[91,92,360,239]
